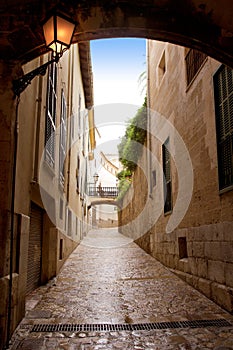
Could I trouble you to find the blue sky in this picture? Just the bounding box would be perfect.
[90,38,146,106]
[90,38,146,156]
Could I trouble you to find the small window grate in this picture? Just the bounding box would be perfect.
[31,319,232,333]
[185,49,207,86]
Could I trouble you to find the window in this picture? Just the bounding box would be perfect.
[45,62,57,167]
[59,198,63,220]
[59,239,63,260]
[162,138,172,213]
[68,209,72,236]
[185,49,207,86]
[178,237,188,259]
[71,113,74,140]
[214,65,233,190]
[76,217,79,236]
[157,50,166,85]
[152,170,156,187]
[76,156,80,192]
[59,89,67,186]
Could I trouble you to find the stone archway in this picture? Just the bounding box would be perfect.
[90,201,119,229]
[0,2,233,348]
[0,0,233,67]
[91,199,120,208]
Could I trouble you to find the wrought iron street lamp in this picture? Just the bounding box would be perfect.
[7,11,76,349]
[93,172,99,195]
[13,12,76,97]
[43,13,76,59]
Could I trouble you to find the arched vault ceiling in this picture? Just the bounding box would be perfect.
[0,0,233,67]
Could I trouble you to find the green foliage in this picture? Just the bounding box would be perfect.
[118,97,147,172]
[117,169,132,180]
[117,98,147,199]
[117,178,132,201]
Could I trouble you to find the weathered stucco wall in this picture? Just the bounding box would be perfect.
[41,225,78,283]
[0,43,92,348]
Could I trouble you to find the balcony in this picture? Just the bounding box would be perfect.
[87,186,119,198]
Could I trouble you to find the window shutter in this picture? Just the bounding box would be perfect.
[45,62,57,167]
[214,65,233,190]
[162,139,172,213]
[59,89,67,186]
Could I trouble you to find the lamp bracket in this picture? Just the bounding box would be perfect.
[13,57,58,97]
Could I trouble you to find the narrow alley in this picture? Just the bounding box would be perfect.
[9,229,233,350]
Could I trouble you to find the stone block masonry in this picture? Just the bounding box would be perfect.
[118,42,233,314]
[8,230,233,350]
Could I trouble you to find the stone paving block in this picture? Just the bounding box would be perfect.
[17,338,44,349]
[8,229,233,350]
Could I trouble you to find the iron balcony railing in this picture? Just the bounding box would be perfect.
[87,186,119,198]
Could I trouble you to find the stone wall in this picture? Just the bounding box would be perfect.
[119,152,233,312]
[153,224,233,312]
[97,219,118,228]
[118,42,233,313]
[118,150,148,242]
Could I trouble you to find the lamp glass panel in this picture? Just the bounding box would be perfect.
[43,16,55,47]
[49,42,64,54]
[56,16,75,46]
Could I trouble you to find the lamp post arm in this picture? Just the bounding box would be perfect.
[13,57,58,97]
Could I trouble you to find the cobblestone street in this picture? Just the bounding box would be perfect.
[10,229,233,349]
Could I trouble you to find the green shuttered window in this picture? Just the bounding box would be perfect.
[162,138,172,213]
[214,65,233,191]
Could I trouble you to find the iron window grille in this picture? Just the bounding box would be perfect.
[162,138,172,213]
[45,61,57,167]
[214,65,233,191]
[59,89,67,186]
[185,49,207,86]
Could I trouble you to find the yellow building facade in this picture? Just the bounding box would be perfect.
[0,43,95,348]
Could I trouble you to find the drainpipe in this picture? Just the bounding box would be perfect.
[146,40,153,197]
[66,45,74,205]
[5,95,20,349]
[33,57,43,182]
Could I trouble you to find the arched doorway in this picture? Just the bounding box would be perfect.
[90,201,120,228]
